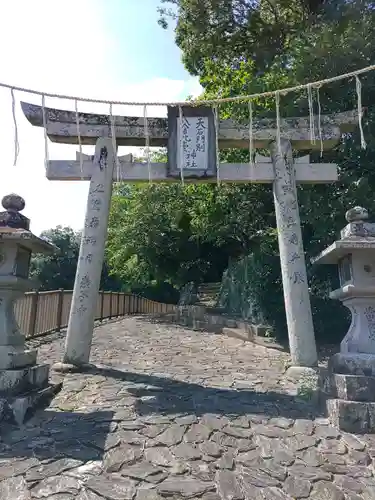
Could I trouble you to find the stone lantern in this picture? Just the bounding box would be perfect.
[0,194,61,425]
[312,206,375,433]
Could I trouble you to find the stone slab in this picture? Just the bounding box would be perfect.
[286,366,320,380]
[0,476,31,500]
[326,398,375,434]
[160,307,270,340]
[0,347,37,370]
[329,352,375,376]
[221,327,251,342]
[0,382,62,426]
[0,364,49,395]
[329,373,375,402]
[234,323,269,337]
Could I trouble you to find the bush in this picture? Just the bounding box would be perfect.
[218,253,350,344]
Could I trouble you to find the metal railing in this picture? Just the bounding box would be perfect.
[14,290,177,339]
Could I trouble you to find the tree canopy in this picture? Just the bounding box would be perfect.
[157,0,336,79]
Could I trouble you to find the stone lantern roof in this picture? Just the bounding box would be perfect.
[311,206,375,265]
[0,194,56,254]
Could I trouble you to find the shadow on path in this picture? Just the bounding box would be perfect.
[0,364,326,464]
[84,363,325,420]
[0,410,114,463]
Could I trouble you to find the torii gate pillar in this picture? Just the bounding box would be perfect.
[63,137,116,367]
[270,139,317,368]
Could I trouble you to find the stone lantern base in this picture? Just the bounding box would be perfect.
[0,347,62,426]
[311,207,375,433]
[324,353,375,434]
[0,194,63,426]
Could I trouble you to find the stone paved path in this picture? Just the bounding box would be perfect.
[2,316,375,499]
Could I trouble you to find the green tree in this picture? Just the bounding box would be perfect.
[30,226,80,291]
[158,0,332,78]
[108,182,230,288]
[31,226,123,292]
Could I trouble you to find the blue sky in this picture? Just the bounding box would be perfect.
[98,0,189,84]
[0,0,201,234]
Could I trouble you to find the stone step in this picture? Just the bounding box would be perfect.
[0,382,62,426]
[197,294,220,301]
[191,320,222,334]
[251,336,285,351]
[328,372,375,402]
[329,352,375,377]
[236,323,269,337]
[158,306,275,349]
[175,318,222,334]
[0,348,37,370]
[197,298,220,303]
[221,327,252,342]
[198,282,221,290]
[204,306,227,315]
[221,327,284,350]
[0,364,50,395]
[197,283,221,301]
[326,397,375,434]
[198,289,220,295]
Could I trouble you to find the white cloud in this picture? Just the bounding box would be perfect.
[0,0,201,235]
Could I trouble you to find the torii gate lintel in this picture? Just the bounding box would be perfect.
[21,101,358,150]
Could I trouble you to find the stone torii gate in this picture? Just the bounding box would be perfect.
[21,102,358,373]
